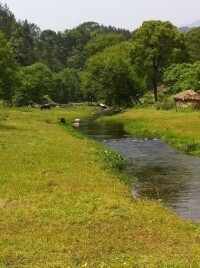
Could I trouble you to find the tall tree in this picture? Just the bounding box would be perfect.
[163,62,200,92]
[185,27,200,63]
[84,33,125,58]
[52,68,82,103]
[0,3,15,39]
[37,29,63,71]
[63,22,131,69]
[82,42,145,107]
[16,63,53,106]
[61,22,100,69]
[0,32,18,105]
[131,20,187,102]
[12,20,41,66]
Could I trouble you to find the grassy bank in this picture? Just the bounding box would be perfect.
[0,107,200,267]
[103,108,200,156]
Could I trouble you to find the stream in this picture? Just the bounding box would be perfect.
[78,118,200,222]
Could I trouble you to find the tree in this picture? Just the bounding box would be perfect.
[16,63,53,106]
[0,3,15,39]
[185,27,200,63]
[12,20,41,66]
[52,68,82,103]
[131,20,187,102]
[82,42,145,107]
[62,22,131,69]
[163,62,200,93]
[0,32,18,105]
[84,33,125,58]
[37,29,64,72]
[63,22,100,69]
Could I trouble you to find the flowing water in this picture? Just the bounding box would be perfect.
[78,118,200,222]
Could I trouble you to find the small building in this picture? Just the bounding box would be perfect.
[174,90,200,110]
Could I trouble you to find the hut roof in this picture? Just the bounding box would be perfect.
[174,90,200,102]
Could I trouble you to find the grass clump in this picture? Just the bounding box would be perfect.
[96,149,126,172]
[0,106,200,267]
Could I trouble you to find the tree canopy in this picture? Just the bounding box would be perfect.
[185,27,200,63]
[16,63,53,106]
[0,32,18,105]
[84,33,125,58]
[163,62,200,93]
[131,20,187,101]
[53,68,82,104]
[0,3,15,39]
[83,42,145,107]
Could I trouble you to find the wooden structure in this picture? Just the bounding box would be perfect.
[174,90,200,110]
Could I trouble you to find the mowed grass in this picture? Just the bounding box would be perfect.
[106,108,200,155]
[0,107,200,267]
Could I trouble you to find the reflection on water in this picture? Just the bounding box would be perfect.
[78,119,200,222]
[78,119,130,140]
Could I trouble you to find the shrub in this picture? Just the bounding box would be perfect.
[97,149,126,172]
[155,96,175,110]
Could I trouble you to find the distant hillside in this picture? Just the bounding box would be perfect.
[179,27,190,33]
[187,19,200,28]
[179,19,200,33]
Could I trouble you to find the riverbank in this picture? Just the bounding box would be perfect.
[103,108,200,156]
[0,107,200,267]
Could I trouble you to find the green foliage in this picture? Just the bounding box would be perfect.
[142,91,155,105]
[53,68,83,103]
[37,29,63,72]
[84,33,125,58]
[0,32,19,105]
[185,27,200,63]
[109,105,125,114]
[11,20,41,66]
[155,96,175,110]
[131,20,187,102]
[97,149,126,172]
[83,42,145,107]
[163,61,200,92]
[3,2,200,110]
[0,3,15,39]
[15,62,53,106]
[142,91,175,110]
[64,22,131,69]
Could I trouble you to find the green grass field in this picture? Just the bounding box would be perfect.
[0,106,200,267]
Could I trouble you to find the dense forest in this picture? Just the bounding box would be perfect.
[0,2,200,107]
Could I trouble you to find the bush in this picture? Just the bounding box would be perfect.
[109,105,124,115]
[97,149,126,172]
[155,96,175,110]
[142,92,154,105]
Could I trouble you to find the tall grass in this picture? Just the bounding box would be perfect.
[0,107,200,267]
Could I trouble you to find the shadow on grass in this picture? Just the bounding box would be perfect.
[0,124,19,131]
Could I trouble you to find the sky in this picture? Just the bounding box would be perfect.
[1,0,200,32]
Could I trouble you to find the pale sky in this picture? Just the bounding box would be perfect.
[2,0,200,32]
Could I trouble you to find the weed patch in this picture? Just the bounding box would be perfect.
[96,149,126,172]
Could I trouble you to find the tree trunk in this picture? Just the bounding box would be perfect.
[153,83,158,102]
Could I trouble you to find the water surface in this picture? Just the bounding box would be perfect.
[78,119,200,222]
